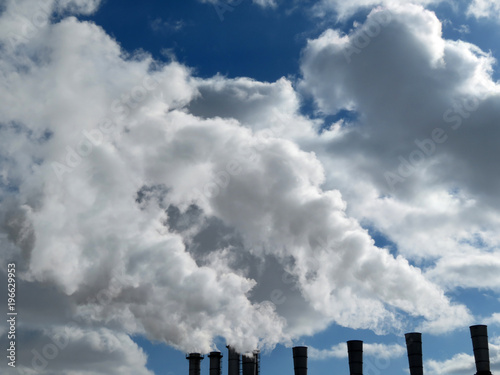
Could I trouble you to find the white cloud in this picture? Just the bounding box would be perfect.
[455,24,471,34]
[485,313,500,325]
[253,0,278,8]
[0,0,497,372]
[6,327,154,375]
[311,0,438,19]
[55,0,102,14]
[309,342,406,360]
[299,3,500,304]
[467,0,500,20]
[150,17,184,33]
[426,352,476,375]
[0,0,100,46]
[426,338,500,375]
[426,252,500,290]
[198,0,277,9]
[313,0,500,22]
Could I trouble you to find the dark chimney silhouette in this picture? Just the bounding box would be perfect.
[470,325,492,375]
[347,340,363,375]
[227,346,240,375]
[242,353,257,375]
[187,353,204,375]
[292,346,308,375]
[405,332,423,375]
[209,351,222,375]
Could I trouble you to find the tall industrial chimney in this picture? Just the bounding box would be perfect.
[347,340,363,375]
[227,346,240,375]
[242,353,257,375]
[186,353,204,375]
[292,346,308,375]
[209,351,223,375]
[405,332,423,375]
[470,325,492,375]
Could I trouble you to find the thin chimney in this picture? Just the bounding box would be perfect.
[227,346,240,375]
[292,346,308,375]
[470,325,492,375]
[347,340,363,375]
[405,333,423,375]
[209,351,222,375]
[186,353,204,375]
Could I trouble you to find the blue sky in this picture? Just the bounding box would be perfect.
[2,0,500,375]
[78,0,500,81]
[81,0,312,81]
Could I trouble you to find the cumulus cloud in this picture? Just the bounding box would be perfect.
[426,337,500,375]
[299,3,500,299]
[3,326,154,375]
[467,0,500,20]
[486,313,500,326]
[426,252,500,290]
[312,0,500,22]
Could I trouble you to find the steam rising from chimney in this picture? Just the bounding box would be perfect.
[405,332,423,375]
[293,346,308,375]
[347,340,363,375]
[470,325,492,375]
[187,353,204,375]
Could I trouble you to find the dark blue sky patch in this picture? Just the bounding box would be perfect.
[81,0,317,82]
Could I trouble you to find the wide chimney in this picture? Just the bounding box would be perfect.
[470,325,492,375]
[242,353,257,375]
[405,332,423,375]
[347,340,363,375]
[292,346,308,375]
[227,346,240,375]
[209,351,222,375]
[186,353,204,375]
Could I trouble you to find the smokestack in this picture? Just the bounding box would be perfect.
[292,346,308,375]
[227,346,240,375]
[405,333,423,375]
[347,340,363,375]
[209,351,223,375]
[186,353,204,375]
[242,353,257,375]
[470,325,492,375]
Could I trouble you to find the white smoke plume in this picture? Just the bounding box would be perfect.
[1,1,492,373]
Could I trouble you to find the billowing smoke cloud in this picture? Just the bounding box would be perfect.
[0,0,493,373]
